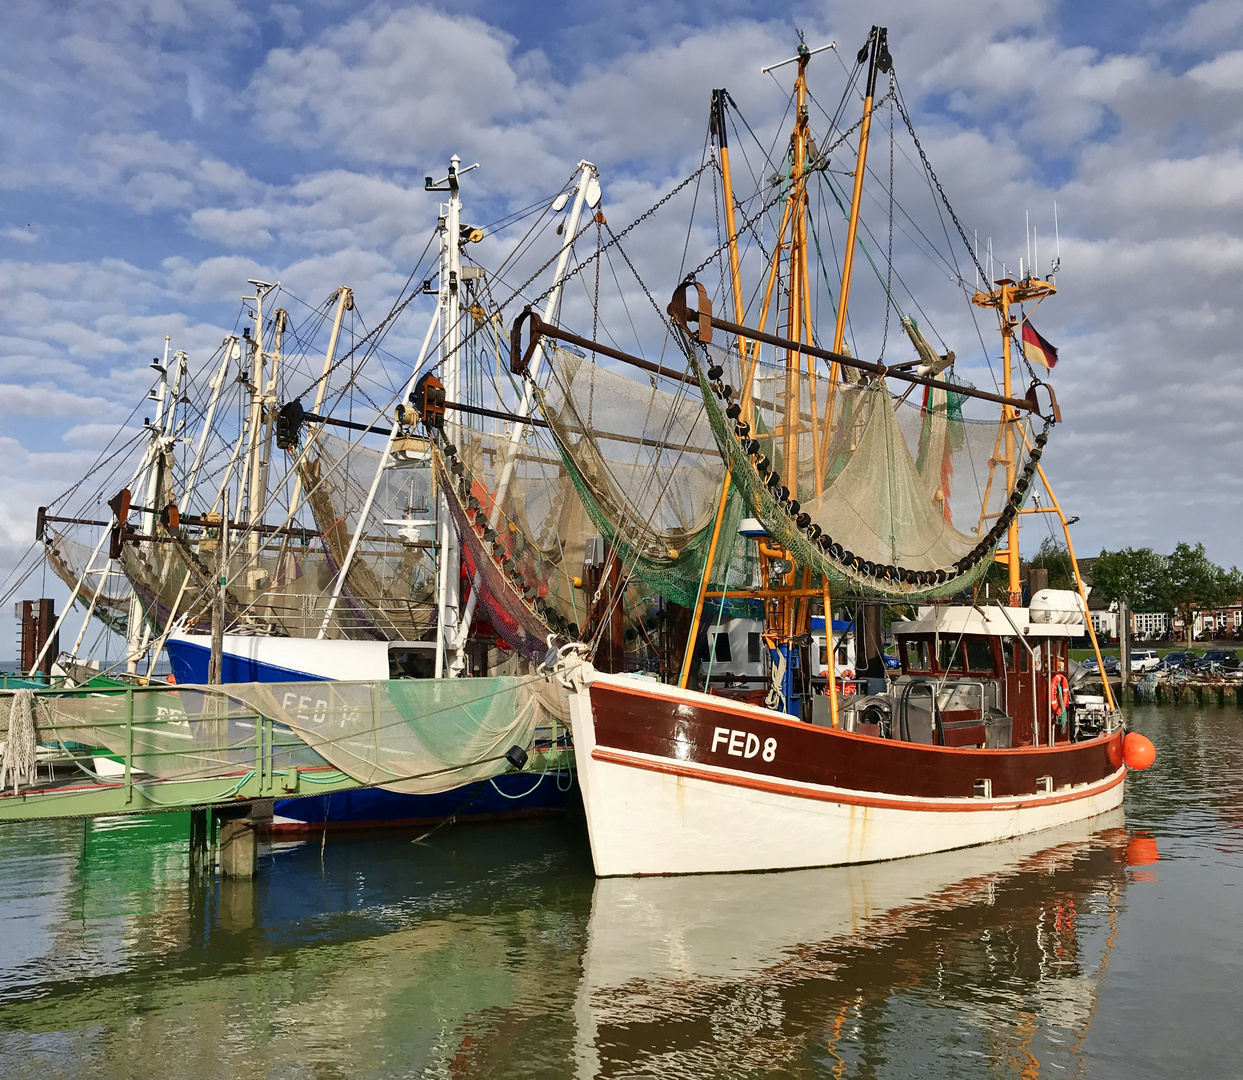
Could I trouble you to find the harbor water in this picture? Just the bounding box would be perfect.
[0,702,1239,1078]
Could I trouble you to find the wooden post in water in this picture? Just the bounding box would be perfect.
[1118,597,1131,701]
[189,808,210,880]
[219,817,257,879]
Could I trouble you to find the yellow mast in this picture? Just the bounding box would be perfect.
[972,274,1055,605]
[681,38,885,720]
[831,27,888,358]
[677,90,751,689]
[818,26,890,487]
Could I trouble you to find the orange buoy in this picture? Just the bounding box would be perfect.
[1123,732,1156,771]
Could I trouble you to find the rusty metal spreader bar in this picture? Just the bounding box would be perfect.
[667,280,1060,421]
[511,308,690,385]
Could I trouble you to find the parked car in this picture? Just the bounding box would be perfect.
[1190,649,1240,672]
[1130,649,1160,674]
[1154,651,1199,672]
[1079,655,1121,676]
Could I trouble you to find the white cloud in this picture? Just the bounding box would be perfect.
[1,0,1242,592]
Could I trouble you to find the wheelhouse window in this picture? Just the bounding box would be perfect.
[903,638,932,673]
[937,638,964,673]
[748,632,762,664]
[966,638,996,674]
[712,632,732,663]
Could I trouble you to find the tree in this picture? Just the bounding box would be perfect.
[1091,547,1169,613]
[1163,542,1243,646]
[1029,536,1076,591]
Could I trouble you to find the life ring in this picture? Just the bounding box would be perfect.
[838,666,854,681]
[1050,673,1070,716]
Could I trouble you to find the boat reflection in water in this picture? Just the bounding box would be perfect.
[573,811,1139,1078]
[0,809,1155,1078]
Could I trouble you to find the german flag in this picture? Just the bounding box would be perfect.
[1021,320,1058,370]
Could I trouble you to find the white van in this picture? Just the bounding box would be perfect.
[1130,649,1159,674]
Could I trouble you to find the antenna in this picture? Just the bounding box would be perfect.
[1050,201,1062,277]
[1034,227,1038,281]
[1025,209,1031,271]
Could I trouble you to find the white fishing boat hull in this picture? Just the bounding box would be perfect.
[565,665,1127,877]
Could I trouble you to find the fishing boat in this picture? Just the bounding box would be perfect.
[19,155,661,834]
[500,27,1155,875]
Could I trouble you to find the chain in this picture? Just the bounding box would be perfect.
[893,80,988,288]
[592,216,601,358]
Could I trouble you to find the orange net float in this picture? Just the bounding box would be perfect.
[1123,732,1156,771]
[1049,673,1070,716]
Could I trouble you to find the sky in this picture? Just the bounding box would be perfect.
[2,0,1242,649]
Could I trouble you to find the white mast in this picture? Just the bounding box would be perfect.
[315,159,478,646]
[436,155,466,677]
[448,160,598,673]
[124,337,172,672]
[289,287,354,520]
[184,337,238,507]
[314,311,439,640]
[240,280,278,529]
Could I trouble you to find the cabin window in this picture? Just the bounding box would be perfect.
[938,638,964,672]
[904,639,931,672]
[713,632,732,663]
[1002,637,1015,670]
[966,638,995,673]
[748,632,762,664]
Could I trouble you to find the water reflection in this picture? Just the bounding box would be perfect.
[3,701,1243,1078]
[574,813,1131,1079]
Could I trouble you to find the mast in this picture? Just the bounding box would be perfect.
[448,160,598,673]
[971,273,1054,606]
[831,26,889,357]
[289,286,354,519]
[314,306,439,640]
[251,305,287,567]
[435,156,465,677]
[125,337,172,673]
[240,280,278,530]
[184,336,238,507]
[678,94,747,690]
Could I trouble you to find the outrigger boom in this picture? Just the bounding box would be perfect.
[509,290,1061,424]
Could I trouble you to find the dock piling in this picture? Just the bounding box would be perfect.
[219,818,257,879]
[189,808,211,879]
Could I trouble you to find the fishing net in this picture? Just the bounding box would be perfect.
[46,531,131,636]
[674,323,1049,599]
[535,347,751,607]
[438,450,570,663]
[299,432,438,639]
[454,424,593,628]
[439,401,675,669]
[23,675,565,795]
[117,526,350,640]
